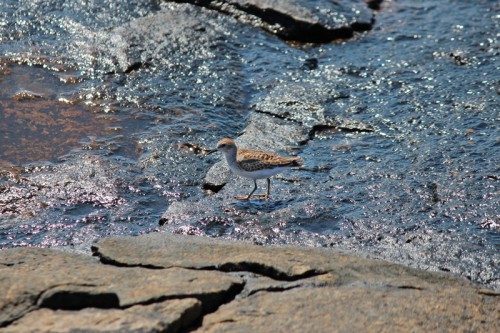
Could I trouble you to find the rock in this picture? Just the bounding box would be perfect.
[159,197,225,226]
[92,233,472,288]
[2,233,499,332]
[252,81,370,133]
[0,247,243,327]
[253,81,337,127]
[203,161,232,193]
[181,0,375,42]
[0,155,131,221]
[93,232,324,280]
[198,286,499,332]
[199,80,371,196]
[92,233,499,332]
[159,110,308,227]
[225,271,335,298]
[2,299,201,333]
[301,57,318,70]
[161,85,371,239]
[99,3,238,73]
[366,0,384,10]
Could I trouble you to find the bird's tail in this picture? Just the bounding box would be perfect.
[288,157,303,168]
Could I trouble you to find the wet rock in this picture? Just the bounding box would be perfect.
[0,247,243,327]
[253,82,335,127]
[178,142,211,155]
[12,90,45,101]
[198,286,499,332]
[301,57,318,70]
[176,0,375,42]
[161,81,370,245]
[203,161,232,192]
[0,155,130,219]
[252,81,371,133]
[158,197,224,226]
[3,299,201,333]
[99,3,236,73]
[366,0,383,10]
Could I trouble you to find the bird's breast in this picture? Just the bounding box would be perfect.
[230,164,288,180]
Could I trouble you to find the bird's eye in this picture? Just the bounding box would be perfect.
[219,144,226,148]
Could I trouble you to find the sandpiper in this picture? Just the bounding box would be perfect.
[207,138,302,200]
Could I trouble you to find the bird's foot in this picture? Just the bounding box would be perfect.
[234,194,269,201]
[234,195,251,201]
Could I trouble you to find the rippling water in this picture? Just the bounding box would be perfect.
[0,0,498,289]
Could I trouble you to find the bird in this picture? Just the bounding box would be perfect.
[207,138,302,200]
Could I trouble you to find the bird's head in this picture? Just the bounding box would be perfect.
[206,138,237,155]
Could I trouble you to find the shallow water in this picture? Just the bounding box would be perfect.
[0,0,498,289]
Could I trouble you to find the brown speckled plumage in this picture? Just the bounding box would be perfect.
[208,138,302,200]
[237,148,301,172]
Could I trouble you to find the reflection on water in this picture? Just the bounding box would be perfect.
[0,63,143,168]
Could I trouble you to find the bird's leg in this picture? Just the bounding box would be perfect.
[266,178,270,198]
[235,179,258,200]
[252,178,270,200]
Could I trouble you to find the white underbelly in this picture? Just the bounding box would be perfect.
[230,165,288,180]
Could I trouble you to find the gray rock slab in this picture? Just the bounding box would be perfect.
[159,110,309,230]
[0,247,242,327]
[94,233,323,280]
[3,298,201,333]
[92,233,474,289]
[225,271,334,298]
[197,286,499,332]
[252,81,334,127]
[0,155,131,222]
[252,81,371,131]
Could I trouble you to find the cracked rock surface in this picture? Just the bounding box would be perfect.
[198,286,498,333]
[0,245,242,330]
[3,299,201,333]
[2,233,498,332]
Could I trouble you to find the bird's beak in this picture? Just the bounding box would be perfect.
[205,149,217,155]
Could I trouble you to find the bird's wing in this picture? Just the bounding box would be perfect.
[238,149,302,170]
